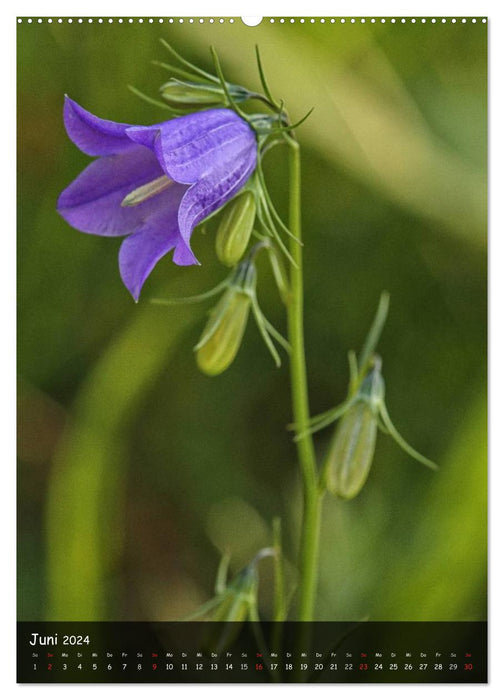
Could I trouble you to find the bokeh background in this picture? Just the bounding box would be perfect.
[17,17,487,622]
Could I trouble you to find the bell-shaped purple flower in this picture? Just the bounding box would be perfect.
[57,97,257,300]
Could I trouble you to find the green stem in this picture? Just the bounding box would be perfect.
[286,137,322,621]
[272,517,286,621]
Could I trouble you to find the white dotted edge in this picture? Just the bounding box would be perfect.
[16,17,488,25]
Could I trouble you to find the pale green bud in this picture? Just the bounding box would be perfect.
[211,566,258,623]
[160,79,250,108]
[326,367,384,499]
[196,288,251,376]
[202,563,260,653]
[326,402,377,499]
[215,191,256,267]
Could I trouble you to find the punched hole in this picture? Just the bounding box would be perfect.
[241,16,263,26]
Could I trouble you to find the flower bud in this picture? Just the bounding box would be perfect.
[160,79,250,108]
[212,565,258,623]
[215,191,256,267]
[325,366,384,499]
[202,564,259,654]
[196,288,251,376]
[325,402,377,499]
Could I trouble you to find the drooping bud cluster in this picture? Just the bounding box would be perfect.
[142,43,307,376]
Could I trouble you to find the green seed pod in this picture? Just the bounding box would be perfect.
[325,366,384,499]
[196,288,251,376]
[215,191,256,267]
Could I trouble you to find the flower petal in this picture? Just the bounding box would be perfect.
[177,146,257,247]
[126,108,235,152]
[119,191,198,301]
[126,108,257,185]
[63,96,138,156]
[57,146,188,237]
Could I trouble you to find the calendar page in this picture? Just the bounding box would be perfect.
[16,14,487,684]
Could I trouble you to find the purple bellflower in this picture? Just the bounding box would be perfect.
[57,97,258,300]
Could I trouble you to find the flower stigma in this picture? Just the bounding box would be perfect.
[121,175,175,207]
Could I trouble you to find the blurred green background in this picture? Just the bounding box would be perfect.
[17,18,486,622]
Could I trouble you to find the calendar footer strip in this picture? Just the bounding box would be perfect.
[17,620,487,683]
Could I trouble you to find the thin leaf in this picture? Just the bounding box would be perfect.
[151,280,228,306]
[375,414,389,434]
[210,46,248,119]
[262,316,291,354]
[256,205,298,268]
[289,398,353,430]
[272,107,315,134]
[152,60,204,84]
[180,593,226,621]
[215,551,231,595]
[251,297,281,368]
[358,291,390,376]
[379,402,438,470]
[348,350,359,390]
[256,161,302,244]
[127,85,178,113]
[160,39,219,84]
[255,45,281,110]
[294,399,355,441]
[267,245,291,304]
